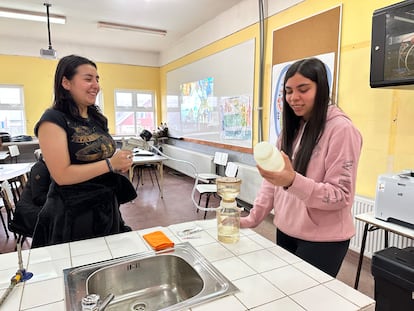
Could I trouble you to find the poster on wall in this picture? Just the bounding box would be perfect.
[269,52,335,144]
[180,77,216,134]
[220,95,252,140]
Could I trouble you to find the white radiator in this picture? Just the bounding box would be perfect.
[161,145,215,178]
[350,196,414,257]
[233,162,263,205]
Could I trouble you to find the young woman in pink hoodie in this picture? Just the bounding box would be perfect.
[240,58,362,277]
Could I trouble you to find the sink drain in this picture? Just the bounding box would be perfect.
[131,302,147,311]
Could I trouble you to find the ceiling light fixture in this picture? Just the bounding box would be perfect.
[97,21,167,37]
[0,6,66,24]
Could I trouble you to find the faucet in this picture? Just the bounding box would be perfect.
[0,242,33,307]
[81,293,115,311]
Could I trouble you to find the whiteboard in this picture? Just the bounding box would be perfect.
[166,39,255,148]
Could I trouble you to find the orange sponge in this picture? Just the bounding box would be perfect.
[143,231,174,251]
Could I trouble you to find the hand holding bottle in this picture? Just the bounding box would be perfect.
[254,142,295,188]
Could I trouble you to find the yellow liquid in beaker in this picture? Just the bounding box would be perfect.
[217,208,240,243]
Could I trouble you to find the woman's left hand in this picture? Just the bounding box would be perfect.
[110,150,133,173]
[257,151,296,188]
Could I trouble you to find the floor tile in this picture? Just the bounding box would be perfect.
[191,294,246,311]
[212,256,256,281]
[196,243,235,262]
[21,277,64,310]
[290,285,361,311]
[262,265,319,295]
[28,244,70,264]
[239,248,289,273]
[69,237,108,257]
[234,274,286,309]
[250,296,306,310]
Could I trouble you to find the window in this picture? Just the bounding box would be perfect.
[0,85,25,135]
[95,91,104,113]
[114,90,155,135]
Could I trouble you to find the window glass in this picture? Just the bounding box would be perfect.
[95,91,104,113]
[136,93,152,108]
[115,90,155,135]
[115,92,133,107]
[0,87,21,105]
[0,85,25,135]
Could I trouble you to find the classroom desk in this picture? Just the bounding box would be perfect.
[1,139,39,147]
[0,163,33,182]
[354,211,414,289]
[0,162,33,206]
[128,154,167,198]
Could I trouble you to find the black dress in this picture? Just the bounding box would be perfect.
[12,157,51,237]
[31,109,137,247]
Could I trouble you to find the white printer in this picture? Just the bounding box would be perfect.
[375,170,414,228]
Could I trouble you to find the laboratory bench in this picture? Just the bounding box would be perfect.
[0,219,375,310]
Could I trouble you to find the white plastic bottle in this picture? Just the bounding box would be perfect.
[253,141,284,172]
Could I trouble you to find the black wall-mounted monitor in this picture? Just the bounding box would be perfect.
[370,0,414,88]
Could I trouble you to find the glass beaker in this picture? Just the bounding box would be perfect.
[216,177,241,243]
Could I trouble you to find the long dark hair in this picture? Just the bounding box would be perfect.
[53,54,108,131]
[281,58,330,176]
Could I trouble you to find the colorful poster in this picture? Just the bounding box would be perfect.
[220,95,252,140]
[269,53,335,144]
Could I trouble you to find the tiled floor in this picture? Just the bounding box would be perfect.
[0,166,374,298]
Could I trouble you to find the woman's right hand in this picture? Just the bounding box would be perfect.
[109,150,133,173]
[257,151,296,188]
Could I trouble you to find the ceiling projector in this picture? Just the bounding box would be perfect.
[40,48,57,59]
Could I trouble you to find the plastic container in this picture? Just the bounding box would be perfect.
[253,141,284,172]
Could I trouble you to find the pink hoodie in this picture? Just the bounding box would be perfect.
[241,105,362,242]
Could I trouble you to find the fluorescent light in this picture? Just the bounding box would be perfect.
[394,15,414,25]
[97,21,167,37]
[0,7,66,24]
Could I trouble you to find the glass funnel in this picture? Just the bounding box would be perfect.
[216,177,241,203]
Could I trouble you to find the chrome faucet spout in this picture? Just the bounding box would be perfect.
[98,293,115,311]
[81,293,115,311]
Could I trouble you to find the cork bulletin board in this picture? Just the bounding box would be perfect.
[272,6,341,98]
[269,6,342,143]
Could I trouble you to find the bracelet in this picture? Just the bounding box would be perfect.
[105,158,114,172]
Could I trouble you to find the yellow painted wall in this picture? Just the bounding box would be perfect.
[160,0,414,199]
[0,55,160,134]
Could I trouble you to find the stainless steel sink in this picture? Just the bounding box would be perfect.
[63,242,238,311]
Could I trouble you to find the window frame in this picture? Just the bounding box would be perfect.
[114,89,156,135]
[0,84,26,135]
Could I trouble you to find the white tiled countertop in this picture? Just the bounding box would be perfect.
[0,219,375,310]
